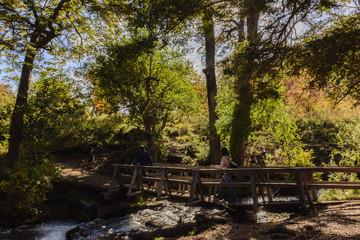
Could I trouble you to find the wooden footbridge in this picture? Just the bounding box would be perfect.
[110,164,360,213]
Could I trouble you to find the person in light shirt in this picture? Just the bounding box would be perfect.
[210,147,238,203]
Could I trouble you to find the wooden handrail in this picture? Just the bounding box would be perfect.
[110,163,360,213]
[112,164,360,173]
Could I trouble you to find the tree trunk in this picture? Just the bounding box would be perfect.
[6,44,37,168]
[202,8,221,165]
[230,74,252,166]
[230,12,260,166]
[144,120,157,163]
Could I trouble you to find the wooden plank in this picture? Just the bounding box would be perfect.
[183,172,190,193]
[295,170,307,213]
[157,168,166,201]
[200,181,297,187]
[301,171,317,212]
[306,172,318,202]
[307,182,360,189]
[207,173,215,202]
[165,169,171,196]
[177,171,184,194]
[250,170,259,212]
[109,165,122,192]
[265,172,273,202]
[255,172,266,205]
[128,166,138,195]
[197,173,204,202]
[120,174,133,179]
[188,170,199,206]
[141,176,162,181]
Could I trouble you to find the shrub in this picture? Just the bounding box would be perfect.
[0,155,61,218]
[319,135,360,201]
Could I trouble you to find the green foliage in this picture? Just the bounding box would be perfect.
[123,0,205,42]
[0,155,60,217]
[0,0,121,72]
[289,12,360,104]
[23,69,130,152]
[165,112,209,165]
[181,142,209,166]
[215,75,236,147]
[88,38,200,160]
[249,99,314,167]
[216,74,314,167]
[319,136,360,201]
[163,76,209,165]
[67,114,125,149]
[0,84,15,156]
[188,227,198,236]
[22,69,86,154]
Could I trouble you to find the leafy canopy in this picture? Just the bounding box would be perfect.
[87,38,200,140]
[289,12,360,105]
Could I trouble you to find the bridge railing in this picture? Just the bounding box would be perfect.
[110,164,360,212]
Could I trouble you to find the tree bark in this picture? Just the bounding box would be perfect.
[230,11,260,166]
[144,119,158,163]
[5,0,72,168]
[6,42,37,168]
[202,8,221,165]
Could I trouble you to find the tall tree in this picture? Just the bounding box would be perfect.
[0,0,117,167]
[202,7,221,164]
[87,43,199,162]
[224,0,342,165]
[229,2,262,165]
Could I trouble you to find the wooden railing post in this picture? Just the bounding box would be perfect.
[255,172,266,205]
[265,172,273,202]
[110,165,125,192]
[301,171,317,212]
[165,169,171,196]
[295,170,307,213]
[207,173,215,201]
[250,170,259,212]
[157,168,166,201]
[307,171,318,202]
[189,170,199,206]
[128,166,139,195]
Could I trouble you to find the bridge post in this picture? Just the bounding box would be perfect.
[306,171,318,202]
[128,166,139,195]
[109,165,125,193]
[189,170,199,206]
[295,170,307,213]
[157,168,166,201]
[250,170,259,212]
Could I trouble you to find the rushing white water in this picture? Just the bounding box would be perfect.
[0,199,293,239]
[66,201,228,239]
[0,201,226,240]
[0,220,78,240]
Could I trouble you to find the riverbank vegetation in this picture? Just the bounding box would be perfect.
[1,0,360,224]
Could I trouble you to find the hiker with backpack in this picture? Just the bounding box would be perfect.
[210,147,238,203]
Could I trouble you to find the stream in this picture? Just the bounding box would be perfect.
[0,199,293,240]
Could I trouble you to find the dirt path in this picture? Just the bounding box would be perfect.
[54,154,113,191]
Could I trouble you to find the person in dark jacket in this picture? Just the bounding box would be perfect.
[134,145,153,166]
[133,145,153,188]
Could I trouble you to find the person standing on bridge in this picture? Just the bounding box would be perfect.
[133,145,153,188]
[210,147,238,203]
